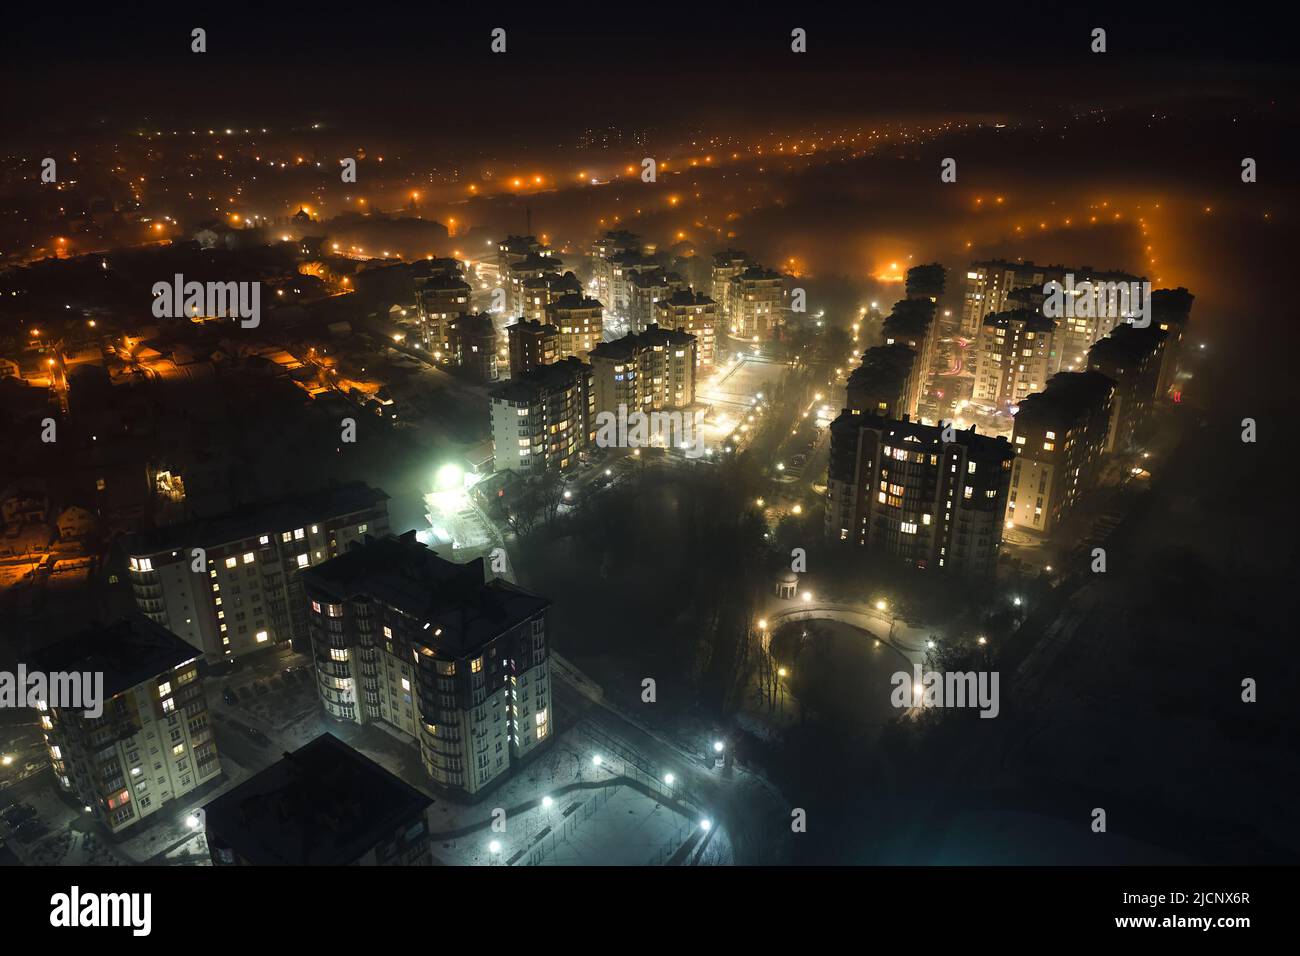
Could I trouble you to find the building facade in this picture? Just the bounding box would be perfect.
[1006,371,1115,537]
[654,289,719,368]
[544,293,605,361]
[972,309,1060,409]
[447,312,499,382]
[37,616,220,834]
[1087,322,1167,453]
[825,413,1014,577]
[729,265,784,340]
[489,357,594,474]
[302,533,553,798]
[123,483,391,660]
[710,249,749,327]
[845,344,920,419]
[589,324,697,418]
[506,318,559,376]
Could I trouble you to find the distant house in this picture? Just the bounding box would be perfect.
[1,480,49,531]
[56,505,98,547]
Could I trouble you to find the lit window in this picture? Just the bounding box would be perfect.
[294,528,305,540]
[401,678,411,691]
[312,600,322,613]
[158,681,172,697]
[330,648,349,662]
[297,554,309,568]
[162,698,175,714]
[243,552,255,564]
[224,557,237,569]
[255,630,269,643]
[471,657,483,674]
[172,744,185,757]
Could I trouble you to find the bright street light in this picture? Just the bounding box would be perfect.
[700,818,713,831]
[664,773,675,785]
[488,840,502,854]
[542,796,553,809]
[592,755,603,767]
[713,740,724,754]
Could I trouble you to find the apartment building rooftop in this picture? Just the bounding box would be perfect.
[203,733,432,866]
[547,293,604,311]
[736,265,782,281]
[491,356,590,403]
[302,531,550,654]
[830,410,1014,458]
[1087,322,1167,367]
[657,288,716,308]
[590,324,696,362]
[981,308,1057,334]
[122,482,389,555]
[35,614,200,700]
[712,248,749,266]
[847,343,916,389]
[1014,370,1115,423]
[969,258,1146,282]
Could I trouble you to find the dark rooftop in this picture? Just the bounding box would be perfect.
[123,482,389,556]
[1014,370,1115,423]
[35,614,200,700]
[202,733,432,866]
[302,532,550,655]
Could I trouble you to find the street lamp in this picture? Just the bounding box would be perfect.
[700,818,713,831]
[591,755,603,767]
[541,796,553,809]
[875,599,888,612]
[713,740,724,754]
[664,773,675,786]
